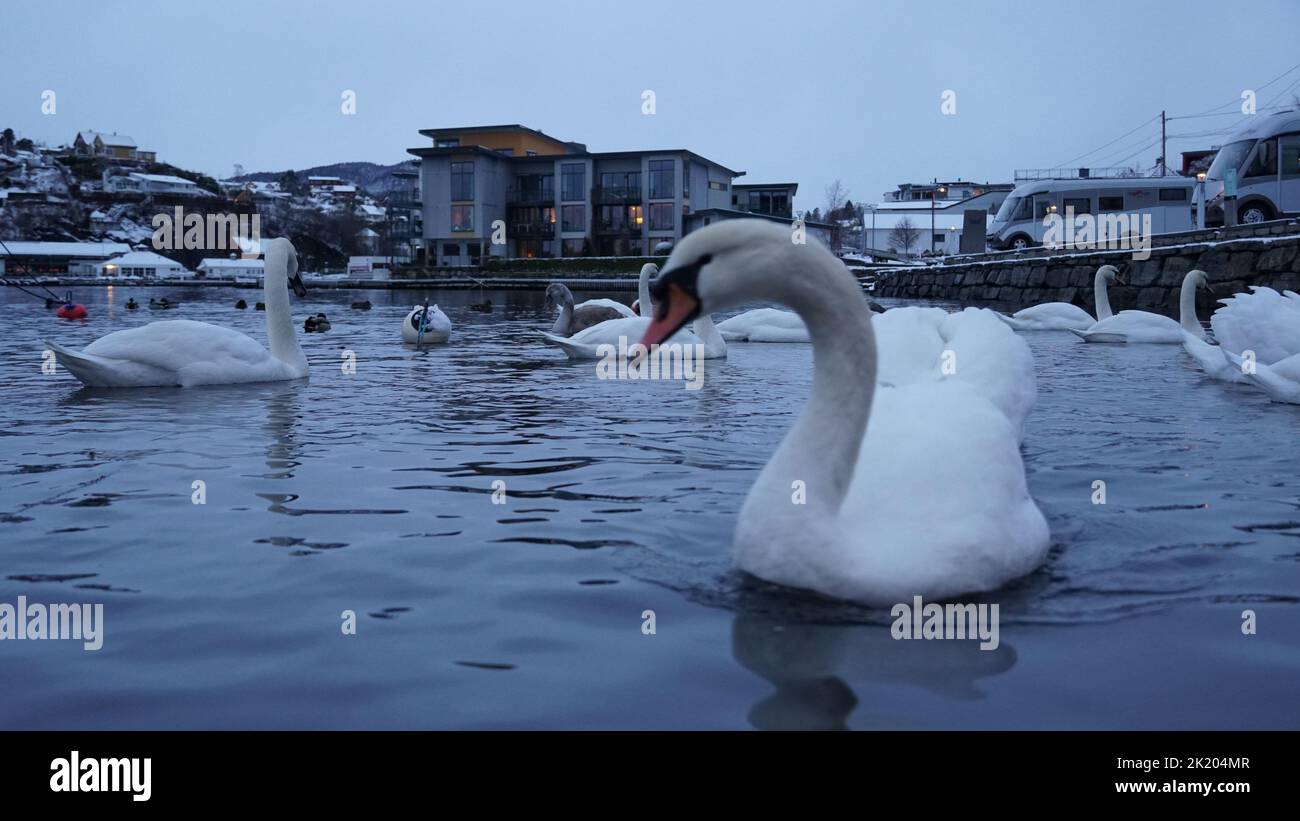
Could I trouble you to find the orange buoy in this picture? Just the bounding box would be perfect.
[56,303,88,319]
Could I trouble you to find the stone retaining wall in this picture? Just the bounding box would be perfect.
[873,234,1300,316]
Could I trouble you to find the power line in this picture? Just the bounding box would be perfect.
[1053,114,1161,168]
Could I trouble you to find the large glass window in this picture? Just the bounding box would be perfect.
[450,162,474,200]
[1098,195,1124,212]
[649,159,675,199]
[1207,139,1255,181]
[1243,138,1278,179]
[600,171,640,192]
[561,164,585,202]
[562,238,587,256]
[1281,135,1300,179]
[649,202,674,231]
[451,205,473,231]
[516,174,553,202]
[561,204,585,232]
[1063,197,1092,215]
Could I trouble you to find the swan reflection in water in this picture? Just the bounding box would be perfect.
[731,590,1017,731]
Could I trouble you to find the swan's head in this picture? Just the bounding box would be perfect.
[639,262,659,282]
[642,220,804,345]
[1099,264,1125,286]
[265,237,306,297]
[1187,269,1214,294]
[544,282,573,311]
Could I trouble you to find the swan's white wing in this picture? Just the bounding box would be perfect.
[576,298,636,318]
[72,319,293,386]
[1210,287,1300,364]
[1008,302,1095,330]
[872,307,1037,437]
[716,308,809,341]
[1080,311,1182,343]
[820,380,1049,604]
[540,315,700,359]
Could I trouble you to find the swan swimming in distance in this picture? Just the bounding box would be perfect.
[1070,266,1211,344]
[716,307,811,342]
[45,238,309,388]
[545,279,637,336]
[996,264,1122,331]
[639,220,1049,605]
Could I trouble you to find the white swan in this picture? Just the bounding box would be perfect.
[400,303,451,344]
[45,238,309,387]
[1178,274,1300,383]
[639,220,1049,605]
[1070,267,1209,344]
[716,307,811,342]
[997,265,1120,331]
[546,281,636,336]
[539,311,727,361]
[1210,286,1300,400]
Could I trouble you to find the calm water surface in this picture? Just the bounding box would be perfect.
[2,283,1298,729]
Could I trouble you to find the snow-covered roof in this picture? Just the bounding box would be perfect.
[356,227,379,237]
[97,133,137,148]
[129,172,196,186]
[102,250,187,269]
[331,185,357,193]
[197,257,264,269]
[0,240,131,258]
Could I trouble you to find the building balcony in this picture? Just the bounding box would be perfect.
[592,186,642,205]
[506,187,554,206]
[512,222,556,238]
[594,221,642,236]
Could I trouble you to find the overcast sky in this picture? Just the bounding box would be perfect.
[4,0,1299,211]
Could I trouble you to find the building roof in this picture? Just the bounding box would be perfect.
[418,123,585,151]
[129,172,196,186]
[733,182,799,192]
[407,143,744,177]
[97,133,137,148]
[0,240,131,258]
[197,257,264,269]
[689,209,834,228]
[102,250,187,269]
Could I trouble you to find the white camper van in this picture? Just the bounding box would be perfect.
[1203,108,1300,225]
[986,176,1196,251]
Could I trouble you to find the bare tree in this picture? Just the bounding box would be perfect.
[889,217,920,257]
[825,179,850,215]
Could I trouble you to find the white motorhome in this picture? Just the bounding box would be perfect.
[986,176,1195,251]
[1203,108,1300,225]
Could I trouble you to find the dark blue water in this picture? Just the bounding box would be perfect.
[2,284,1298,729]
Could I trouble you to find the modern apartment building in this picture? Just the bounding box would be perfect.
[407,124,816,266]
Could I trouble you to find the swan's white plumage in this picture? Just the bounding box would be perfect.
[577,298,636,318]
[539,314,725,360]
[717,308,810,342]
[998,265,1118,331]
[1071,310,1184,343]
[46,237,308,387]
[997,302,1095,331]
[1210,287,1300,365]
[648,219,1048,605]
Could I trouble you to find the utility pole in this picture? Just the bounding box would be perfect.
[1160,110,1167,176]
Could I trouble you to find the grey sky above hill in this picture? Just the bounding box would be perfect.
[4,0,1298,212]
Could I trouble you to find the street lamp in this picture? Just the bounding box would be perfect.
[930,185,947,254]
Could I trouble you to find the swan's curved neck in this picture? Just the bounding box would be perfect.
[1179,275,1205,337]
[1094,270,1113,320]
[551,288,575,334]
[638,268,654,317]
[746,249,877,521]
[264,258,305,370]
[691,313,725,355]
